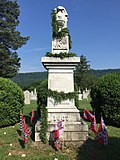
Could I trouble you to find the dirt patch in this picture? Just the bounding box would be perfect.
[7,149,31,156]
[0,141,3,146]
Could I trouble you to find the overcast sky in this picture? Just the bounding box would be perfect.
[17,0,120,73]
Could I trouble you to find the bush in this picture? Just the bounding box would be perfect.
[0,77,24,127]
[90,73,120,127]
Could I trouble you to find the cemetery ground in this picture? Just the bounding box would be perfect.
[0,101,120,160]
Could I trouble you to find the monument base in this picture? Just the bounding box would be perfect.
[35,120,88,143]
[35,56,88,143]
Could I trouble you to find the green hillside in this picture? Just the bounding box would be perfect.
[11,72,47,90]
[90,68,120,77]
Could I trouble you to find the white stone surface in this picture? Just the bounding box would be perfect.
[42,57,80,114]
[82,89,90,99]
[40,53,88,143]
[24,90,30,104]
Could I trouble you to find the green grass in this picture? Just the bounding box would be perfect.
[0,100,120,159]
[78,99,92,111]
[23,100,38,115]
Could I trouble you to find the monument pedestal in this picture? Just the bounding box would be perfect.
[35,57,88,143]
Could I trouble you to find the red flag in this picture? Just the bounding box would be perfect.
[23,121,30,143]
[55,139,61,150]
[24,132,28,143]
[30,108,35,123]
[83,108,94,121]
[83,109,97,133]
[54,121,64,140]
[54,120,64,150]
[90,116,97,134]
[96,117,108,145]
[54,130,59,141]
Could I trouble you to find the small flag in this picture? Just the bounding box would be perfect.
[90,116,97,134]
[24,131,28,143]
[83,108,94,121]
[23,121,30,143]
[54,129,59,141]
[96,117,108,145]
[54,120,64,140]
[54,120,64,150]
[83,108,97,133]
[55,139,61,150]
[30,108,35,123]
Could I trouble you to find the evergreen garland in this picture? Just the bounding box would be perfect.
[37,80,48,144]
[45,52,76,59]
[39,104,48,144]
[48,89,78,105]
[51,10,72,49]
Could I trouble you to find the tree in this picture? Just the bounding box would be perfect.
[74,55,91,92]
[90,73,120,127]
[0,77,24,127]
[0,0,29,78]
[79,73,97,91]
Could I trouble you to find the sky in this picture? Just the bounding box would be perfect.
[17,0,120,73]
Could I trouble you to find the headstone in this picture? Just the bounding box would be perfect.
[82,88,90,99]
[24,90,30,104]
[78,88,83,100]
[34,88,37,95]
[30,89,37,101]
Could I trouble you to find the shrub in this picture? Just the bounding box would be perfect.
[90,73,120,127]
[0,77,24,127]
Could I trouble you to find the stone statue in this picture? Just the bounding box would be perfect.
[52,6,69,53]
[54,6,68,31]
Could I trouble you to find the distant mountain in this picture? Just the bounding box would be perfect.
[11,72,47,90]
[89,68,120,77]
[11,69,120,90]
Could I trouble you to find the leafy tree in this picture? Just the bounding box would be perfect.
[90,73,120,127]
[79,73,97,91]
[75,55,92,92]
[0,77,24,127]
[0,0,29,78]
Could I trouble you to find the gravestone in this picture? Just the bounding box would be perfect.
[82,89,90,99]
[30,89,37,101]
[35,6,88,143]
[24,90,30,104]
[78,88,83,100]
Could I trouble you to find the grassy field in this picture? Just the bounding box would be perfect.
[0,100,120,160]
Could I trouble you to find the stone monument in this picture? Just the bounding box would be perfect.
[35,6,88,143]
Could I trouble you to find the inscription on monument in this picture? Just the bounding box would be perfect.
[48,115,69,122]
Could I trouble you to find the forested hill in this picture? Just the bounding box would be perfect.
[11,72,47,90]
[11,69,120,90]
[90,68,120,77]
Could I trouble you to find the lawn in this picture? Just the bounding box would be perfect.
[0,100,120,160]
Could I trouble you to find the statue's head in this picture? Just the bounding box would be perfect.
[54,6,68,31]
